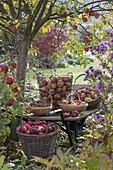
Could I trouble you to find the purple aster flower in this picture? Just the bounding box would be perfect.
[94,69,102,74]
[89,66,94,71]
[84,69,89,74]
[91,51,96,55]
[109,38,113,45]
[98,46,107,53]
[94,114,101,121]
[89,72,94,77]
[96,82,103,91]
[110,51,113,59]
[99,62,106,67]
[107,83,113,90]
[109,30,113,36]
[96,75,102,80]
[99,41,108,46]
[84,75,88,81]
[100,117,106,123]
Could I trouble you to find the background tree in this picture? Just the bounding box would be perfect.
[0,0,113,94]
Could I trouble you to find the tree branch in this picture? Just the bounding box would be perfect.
[26,0,44,31]
[17,0,22,19]
[31,1,55,39]
[2,0,17,18]
[36,0,48,22]
[0,23,15,36]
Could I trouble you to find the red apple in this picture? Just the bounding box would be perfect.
[25,130,30,134]
[6,76,14,85]
[84,47,89,52]
[73,25,78,30]
[56,87,62,93]
[12,86,19,93]
[82,16,88,22]
[6,99,14,106]
[63,112,70,118]
[47,126,53,133]
[84,8,89,14]
[24,123,31,129]
[19,126,27,133]
[58,11,67,18]
[83,36,90,42]
[27,120,32,126]
[41,120,48,125]
[38,126,45,133]
[1,64,8,73]
[11,61,17,68]
[71,110,79,117]
[94,12,100,19]
[30,128,38,134]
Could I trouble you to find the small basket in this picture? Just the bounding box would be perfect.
[17,123,60,159]
[59,103,88,112]
[59,92,88,112]
[28,88,52,115]
[72,74,101,109]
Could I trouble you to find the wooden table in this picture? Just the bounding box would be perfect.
[26,109,99,147]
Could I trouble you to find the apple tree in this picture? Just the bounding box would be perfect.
[0,0,113,93]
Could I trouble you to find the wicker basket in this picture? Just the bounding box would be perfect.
[59,103,88,112]
[59,92,88,112]
[17,123,60,159]
[28,88,52,115]
[72,74,101,109]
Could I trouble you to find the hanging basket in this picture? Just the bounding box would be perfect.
[28,88,53,115]
[17,123,60,159]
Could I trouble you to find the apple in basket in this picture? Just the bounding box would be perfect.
[18,120,57,135]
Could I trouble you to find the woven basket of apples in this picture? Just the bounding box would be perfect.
[16,120,60,159]
[28,88,52,115]
[59,92,88,112]
[37,73,73,109]
[74,86,101,109]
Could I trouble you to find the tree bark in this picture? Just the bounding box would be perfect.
[16,35,30,95]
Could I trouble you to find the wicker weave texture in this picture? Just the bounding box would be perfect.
[17,125,59,159]
[28,103,52,115]
[59,103,88,112]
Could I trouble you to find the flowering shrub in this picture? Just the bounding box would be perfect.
[84,29,113,114]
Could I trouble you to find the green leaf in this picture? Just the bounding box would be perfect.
[0,155,5,168]
[2,163,15,170]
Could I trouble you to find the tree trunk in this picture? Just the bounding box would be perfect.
[16,37,30,94]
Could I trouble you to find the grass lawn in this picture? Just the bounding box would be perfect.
[26,61,99,86]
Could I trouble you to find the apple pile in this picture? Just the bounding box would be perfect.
[29,100,51,107]
[18,120,57,135]
[38,75,72,109]
[74,86,99,103]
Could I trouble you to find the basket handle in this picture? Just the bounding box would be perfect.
[38,87,53,104]
[65,92,75,105]
[67,72,73,79]
[73,73,85,85]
